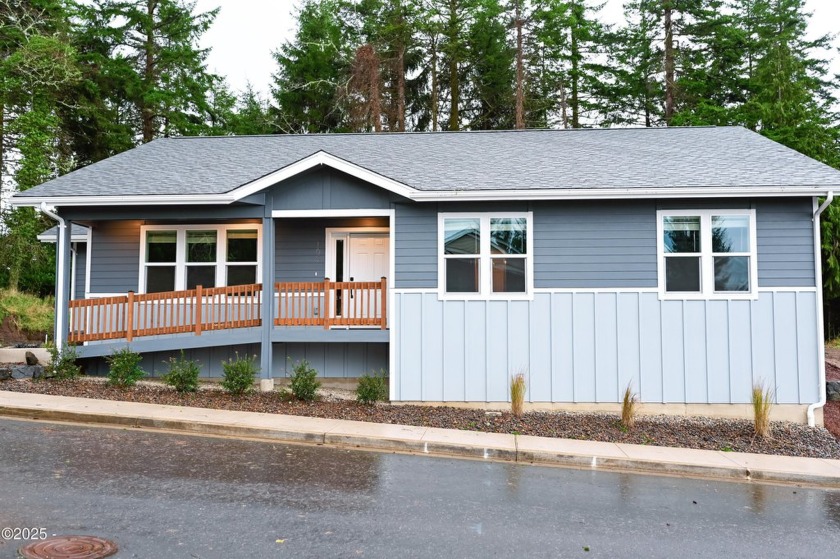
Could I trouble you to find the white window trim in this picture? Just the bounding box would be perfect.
[656,209,758,300]
[138,224,262,293]
[437,212,534,301]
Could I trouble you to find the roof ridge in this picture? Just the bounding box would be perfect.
[166,125,738,140]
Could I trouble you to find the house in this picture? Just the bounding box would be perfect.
[13,127,840,425]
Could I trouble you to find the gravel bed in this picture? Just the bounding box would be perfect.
[2,378,839,459]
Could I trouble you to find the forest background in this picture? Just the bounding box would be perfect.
[1,0,839,333]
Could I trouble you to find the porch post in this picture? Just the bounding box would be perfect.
[259,208,275,391]
[55,218,72,350]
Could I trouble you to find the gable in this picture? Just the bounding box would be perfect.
[269,166,407,211]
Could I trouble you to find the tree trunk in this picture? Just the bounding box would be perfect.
[396,44,406,132]
[371,50,382,132]
[559,81,569,129]
[514,0,524,129]
[570,3,581,129]
[430,35,439,131]
[447,0,459,131]
[141,0,156,142]
[663,1,675,125]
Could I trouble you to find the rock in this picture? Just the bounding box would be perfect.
[10,365,45,379]
[827,381,840,402]
[0,367,11,381]
[25,351,39,366]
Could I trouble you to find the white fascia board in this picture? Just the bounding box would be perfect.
[11,194,235,207]
[37,234,88,243]
[229,151,417,201]
[409,186,837,201]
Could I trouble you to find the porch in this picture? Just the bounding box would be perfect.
[68,278,388,357]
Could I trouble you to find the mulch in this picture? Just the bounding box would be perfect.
[2,378,839,460]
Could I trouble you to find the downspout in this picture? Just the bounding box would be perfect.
[40,203,67,352]
[808,191,833,427]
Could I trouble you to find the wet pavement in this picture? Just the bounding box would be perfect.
[0,418,839,558]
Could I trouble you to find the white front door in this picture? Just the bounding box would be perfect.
[327,230,390,323]
[347,234,389,283]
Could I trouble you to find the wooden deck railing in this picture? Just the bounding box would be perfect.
[68,284,262,343]
[275,277,387,329]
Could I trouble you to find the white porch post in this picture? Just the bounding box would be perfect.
[55,218,72,350]
[259,208,275,391]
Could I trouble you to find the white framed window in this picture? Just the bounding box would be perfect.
[656,209,757,299]
[438,212,533,299]
[139,224,261,293]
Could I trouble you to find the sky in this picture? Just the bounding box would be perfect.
[194,0,840,98]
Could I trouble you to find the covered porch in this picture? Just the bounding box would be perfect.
[67,278,388,346]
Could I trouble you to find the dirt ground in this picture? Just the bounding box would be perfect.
[0,316,46,347]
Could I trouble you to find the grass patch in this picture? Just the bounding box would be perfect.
[752,381,774,439]
[510,371,526,418]
[621,382,638,431]
[0,289,54,333]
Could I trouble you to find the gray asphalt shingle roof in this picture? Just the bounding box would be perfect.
[37,224,89,240]
[15,127,840,199]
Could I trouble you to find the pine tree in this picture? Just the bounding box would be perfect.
[272,0,354,133]
[79,0,219,143]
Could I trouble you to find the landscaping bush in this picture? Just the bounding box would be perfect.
[106,347,146,388]
[510,371,526,417]
[356,369,388,404]
[289,359,320,401]
[221,353,258,395]
[163,351,201,393]
[44,343,80,380]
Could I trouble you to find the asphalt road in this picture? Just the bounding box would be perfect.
[0,418,838,558]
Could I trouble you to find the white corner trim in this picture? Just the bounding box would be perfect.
[84,228,92,299]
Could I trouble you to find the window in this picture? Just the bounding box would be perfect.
[439,213,533,298]
[140,225,260,293]
[658,210,756,298]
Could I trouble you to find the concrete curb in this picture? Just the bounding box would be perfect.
[1,392,839,488]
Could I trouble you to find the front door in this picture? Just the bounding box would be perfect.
[329,231,390,322]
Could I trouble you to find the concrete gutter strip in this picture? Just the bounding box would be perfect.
[1,392,839,488]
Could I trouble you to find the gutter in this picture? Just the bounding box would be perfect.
[39,203,67,352]
[809,191,834,427]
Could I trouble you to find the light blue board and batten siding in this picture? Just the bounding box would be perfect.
[393,198,816,289]
[393,291,820,405]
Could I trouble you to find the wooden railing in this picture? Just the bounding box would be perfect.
[275,278,387,329]
[68,284,262,343]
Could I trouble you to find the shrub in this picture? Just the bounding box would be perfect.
[356,369,389,404]
[510,371,526,417]
[289,359,320,401]
[752,381,774,438]
[44,343,80,380]
[221,353,258,395]
[163,351,201,393]
[621,382,638,431]
[106,347,146,388]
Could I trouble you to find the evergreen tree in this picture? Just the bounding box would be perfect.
[0,0,79,292]
[464,0,514,130]
[80,0,219,143]
[272,0,355,133]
